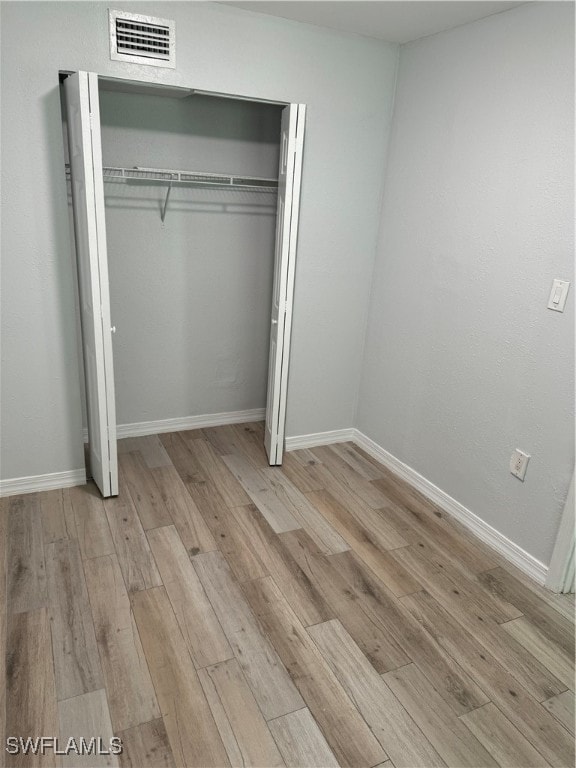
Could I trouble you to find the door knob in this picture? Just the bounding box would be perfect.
[110,326,116,334]
[271,319,278,325]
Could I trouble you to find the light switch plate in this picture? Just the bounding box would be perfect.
[547,279,570,312]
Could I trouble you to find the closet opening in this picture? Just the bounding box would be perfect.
[61,72,306,497]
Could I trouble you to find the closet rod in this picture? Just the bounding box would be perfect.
[65,164,278,191]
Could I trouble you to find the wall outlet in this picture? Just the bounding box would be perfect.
[510,449,530,481]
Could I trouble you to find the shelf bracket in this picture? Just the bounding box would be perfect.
[160,181,173,223]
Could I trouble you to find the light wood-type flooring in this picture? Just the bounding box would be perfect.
[2,422,574,767]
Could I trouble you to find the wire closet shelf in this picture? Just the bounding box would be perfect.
[65,164,278,222]
[65,163,279,191]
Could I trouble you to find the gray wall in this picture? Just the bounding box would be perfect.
[357,2,575,565]
[99,91,280,424]
[0,1,397,480]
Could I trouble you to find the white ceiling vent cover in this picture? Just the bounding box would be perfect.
[109,10,175,68]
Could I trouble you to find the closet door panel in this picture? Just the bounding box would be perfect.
[65,71,118,497]
[265,104,306,465]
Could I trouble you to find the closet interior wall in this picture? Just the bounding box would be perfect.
[97,87,282,429]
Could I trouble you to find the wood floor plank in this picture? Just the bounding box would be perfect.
[247,420,265,435]
[289,448,324,468]
[368,455,529,576]
[117,719,175,768]
[401,589,574,768]
[392,546,565,702]
[0,499,7,758]
[202,424,248,458]
[84,554,160,731]
[389,540,520,624]
[477,567,575,656]
[58,689,118,767]
[231,423,271,468]
[131,586,230,768]
[555,593,575,621]
[369,468,497,573]
[460,702,550,767]
[7,494,46,614]
[306,490,418,595]
[117,437,143,454]
[267,708,339,768]
[243,577,388,768]
[312,446,391,508]
[159,432,206,484]
[119,453,172,531]
[198,658,285,767]
[171,427,207,442]
[182,437,251,507]
[9,424,573,768]
[6,608,59,767]
[146,525,233,668]
[202,422,269,469]
[192,550,304,720]
[117,436,172,469]
[104,494,162,594]
[69,483,115,561]
[307,619,444,767]
[261,468,349,554]
[46,538,103,701]
[330,442,386,481]
[309,471,408,550]
[195,670,242,767]
[330,550,490,715]
[502,616,574,690]
[541,690,575,736]
[223,454,301,533]
[280,529,411,672]
[229,504,333,627]
[280,452,325,493]
[187,481,267,582]
[150,466,216,556]
[486,566,575,623]
[382,663,497,767]
[40,488,76,544]
[365,454,448,513]
[381,504,523,620]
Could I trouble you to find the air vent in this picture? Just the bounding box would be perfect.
[109,10,175,68]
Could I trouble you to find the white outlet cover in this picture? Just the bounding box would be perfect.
[510,449,530,481]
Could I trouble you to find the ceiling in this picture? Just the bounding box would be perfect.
[219,1,526,43]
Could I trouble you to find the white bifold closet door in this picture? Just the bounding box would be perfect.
[264,104,306,465]
[65,71,118,497]
[66,69,304,493]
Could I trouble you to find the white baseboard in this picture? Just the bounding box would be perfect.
[285,428,355,452]
[6,410,264,497]
[0,469,86,498]
[2,418,549,585]
[353,430,548,585]
[285,426,548,585]
[83,408,266,441]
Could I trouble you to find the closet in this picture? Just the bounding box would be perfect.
[63,71,305,497]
